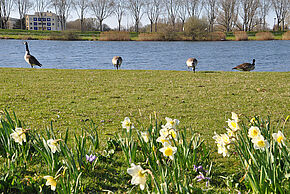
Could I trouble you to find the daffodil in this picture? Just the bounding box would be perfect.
[127,163,147,190]
[213,132,231,145]
[140,131,149,143]
[226,128,235,138]
[47,139,61,153]
[165,117,179,129]
[231,112,239,122]
[156,136,170,144]
[10,127,26,145]
[159,142,177,160]
[272,131,286,147]
[213,132,223,144]
[226,119,240,131]
[217,143,229,157]
[43,176,57,191]
[248,126,261,139]
[251,135,269,151]
[168,129,178,140]
[159,127,169,137]
[121,117,134,132]
[250,117,257,125]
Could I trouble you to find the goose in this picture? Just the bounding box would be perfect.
[232,59,255,71]
[186,57,198,72]
[112,56,122,70]
[23,41,42,68]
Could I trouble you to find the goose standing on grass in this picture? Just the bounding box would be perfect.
[232,59,255,71]
[23,41,42,68]
[112,56,122,70]
[186,57,198,72]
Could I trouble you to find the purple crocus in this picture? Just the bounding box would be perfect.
[86,154,97,163]
[196,172,211,187]
[193,165,208,173]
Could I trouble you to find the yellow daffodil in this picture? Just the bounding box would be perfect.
[226,119,240,131]
[165,117,179,129]
[121,117,134,132]
[272,131,286,147]
[231,112,239,122]
[43,176,57,191]
[10,127,26,145]
[248,126,261,139]
[159,142,177,160]
[47,139,61,153]
[140,131,149,143]
[251,135,269,151]
[127,163,147,190]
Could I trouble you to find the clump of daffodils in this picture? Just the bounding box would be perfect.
[10,127,28,145]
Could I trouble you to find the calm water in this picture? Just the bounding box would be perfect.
[0,39,289,71]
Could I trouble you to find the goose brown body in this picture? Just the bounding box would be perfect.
[232,59,255,71]
[23,41,42,68]
[186,57,198,72]
[112,56,122,70]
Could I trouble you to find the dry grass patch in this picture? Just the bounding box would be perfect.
[255,32,274,40]
[234,31,248,41]
[206,31,226,41]
[99,31,130,41]
[282,31,290,40]
[137,33,165,41]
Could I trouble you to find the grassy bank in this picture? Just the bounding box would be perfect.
[0,29,287,41]
[1,68,289,139]
[0,68,289,192]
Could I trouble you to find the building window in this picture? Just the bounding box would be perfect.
[30,23,32,25]
[38,18,41,21]
[47,27,51,30]
[47,18,51,21]
[33,18,37,21]
[34,22,37,25]
[43,23,46,25]
[42,18,46,21]
[52,23,54,26]
[30,27,32,29]
[47,23,51,26]
[34,27,38,30]
[38,23,42,25]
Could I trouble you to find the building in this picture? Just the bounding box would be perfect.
[25,12,61,31]
[7,18,19,29]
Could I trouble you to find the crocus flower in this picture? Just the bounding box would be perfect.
[248,126,261,139]
[86,154,97,163]
[272,131,286,147]
[127,163,147,190]
[47,139,61,153]
[251,135,269,151]
[196,172,210,187]
[159,142,177,160]
[121,117,134,132]
[10,127,26,145]
[193,165,208,173]
[43,176,57,191]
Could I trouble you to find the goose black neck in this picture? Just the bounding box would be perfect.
[25,44,30,54]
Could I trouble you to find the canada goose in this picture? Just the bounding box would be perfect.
[112,56,122,70]
[23,41,42,68]
[232,59,255,71]
[186,57,198,72]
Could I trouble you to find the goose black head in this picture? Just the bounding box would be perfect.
[253,59,256,64]
[23,41,28,45]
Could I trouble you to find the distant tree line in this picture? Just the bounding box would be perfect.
[0,0,289,32]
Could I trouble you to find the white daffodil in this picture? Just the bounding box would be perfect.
[168,129,178,140]
[156,136,170,144]
[231,112,239,122]
[121,117,134,132]
[248,126,261,139]
[159,142,177,160]
[160,127,169,137]
[47,139,61,153]
[226,119,240,131]
[140,131,149,143]
[252,135,269,151]
[217,143,229,157]
[43,176,57,191]
[220,134,231,145]
[250,117,257,125]
[272,131,286,147]
[127,163,147,190]
[213,132,223,144]
[10,127,26,145]
[226,128,235,138]
[165,117,179,129]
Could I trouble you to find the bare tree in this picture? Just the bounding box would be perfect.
[114,0,126,31]
[34,0,50,30]
[145,0,162,32]
[15,0,32,29]
[0,0,14,28]
[217,0,239,32]
[272,0,289,30]
[51,0,72,31]
[127,0,144,32]
[73,0,89,31]
[90,0,114,31]
[186,0,204,18]
[204,0,217,32]
[163,0,179,28]
[258,0,271,30]
[178,0,188,31]
[239,0,260,31]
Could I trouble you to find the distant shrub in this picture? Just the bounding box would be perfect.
[47,31,79,41]
[184,17,208,40]
[137,33,165,41]
[282,31,290,40]
[234,31,248,41]
[206,31,226,41]
[255,32,274,40]
[99,31,130,41]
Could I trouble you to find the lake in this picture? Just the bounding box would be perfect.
[0,39,289,71]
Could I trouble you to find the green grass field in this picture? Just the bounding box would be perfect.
[0,68,289,192]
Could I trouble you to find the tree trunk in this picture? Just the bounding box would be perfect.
[100,19,103,31]
[118,19,121,31]
[150,20,153,32]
